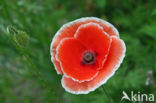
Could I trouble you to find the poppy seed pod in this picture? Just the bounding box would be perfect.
[50,17,126,94]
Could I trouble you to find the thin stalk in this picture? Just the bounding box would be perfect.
[7,27,61,102]
[102,85,112,103]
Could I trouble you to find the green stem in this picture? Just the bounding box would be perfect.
[7,28,61,102]
[102,85,112,103]
[11,35,46,84]
[15,39,61,102]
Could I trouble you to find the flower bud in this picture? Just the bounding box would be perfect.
[7,26,29,47]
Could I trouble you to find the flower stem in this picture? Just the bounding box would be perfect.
[102,85,112,103]
[7,26,61,102]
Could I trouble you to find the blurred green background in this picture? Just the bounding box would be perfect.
[0,0,156,103]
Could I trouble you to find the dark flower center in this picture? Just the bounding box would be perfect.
[82,51,95,65]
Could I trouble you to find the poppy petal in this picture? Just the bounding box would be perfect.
[75,23,112,70]
[82,17,119,37]
[51,57,63,74]
[56,38,99,82]
[50,17,118,74]
[61,36,126,94]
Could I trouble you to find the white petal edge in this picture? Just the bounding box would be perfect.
[51,57,62,74]
[74,22,110,38]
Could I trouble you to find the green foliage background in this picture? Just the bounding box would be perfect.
[0,0,156,103]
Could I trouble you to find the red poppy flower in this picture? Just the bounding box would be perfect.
[50,17,126,94]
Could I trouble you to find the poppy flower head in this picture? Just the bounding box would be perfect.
[50,17,126,94]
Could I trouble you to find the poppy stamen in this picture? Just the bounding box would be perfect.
[83,52,95,64]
